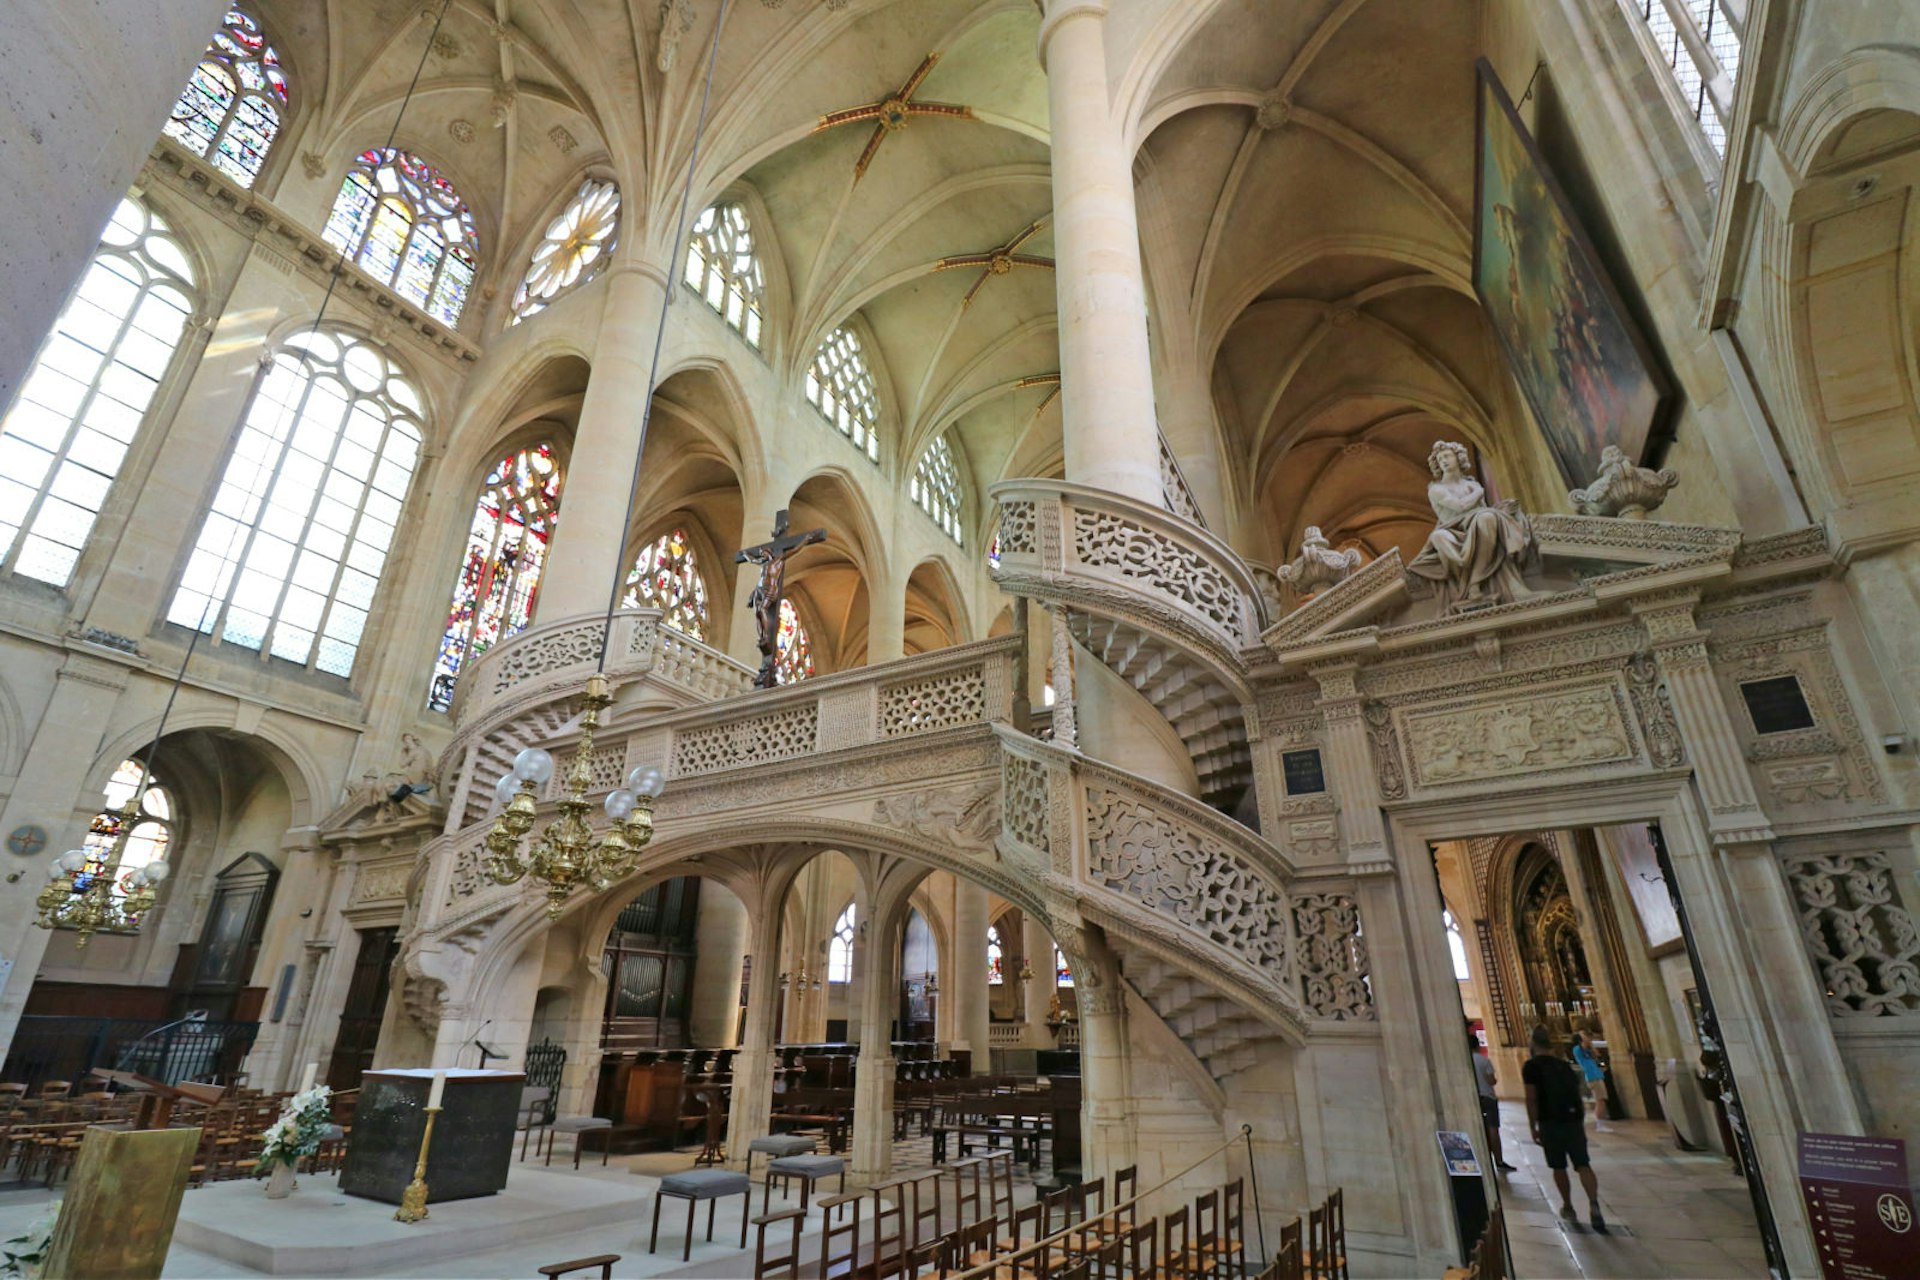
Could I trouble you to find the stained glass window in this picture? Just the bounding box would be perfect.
[828,903,856,983]
[322,149,479,325]
[683,204,766,347]
[987,925,1004,985]
[0,198,196,588]
[168,331,423,678]
[912,435,965,544]
[75,760,172,910]
[428,442,563,712]
[805,327,881,461]
[512,179,620,324]
[775,597,814,685]
[623,529,709,640]
[1444,909,1471,981]
[1055,944,1073,988]
[987,531,1001,570]
[163,7,287,188]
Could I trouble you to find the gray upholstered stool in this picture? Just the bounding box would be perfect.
[651,1169,751,1262]
[542,1115,613,1168]
[762,1153,846,1219]
[747,1133,816,1180]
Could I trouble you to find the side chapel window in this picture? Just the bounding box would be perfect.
[163,6,288,188]
[683,204,766,347]
[1055,944,1074,988]
[0,198,196,587]
[428,442,563,712]
[775,598,814,685]
[1445,908,1472,982]
[322,149,479,325]
[987,925,1004,985]
[511,178,620,324]
[624,529,709,641]
[828,903,856,983]
[169,331,422,677]
[77,760,172,909]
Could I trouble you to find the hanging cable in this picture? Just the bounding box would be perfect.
[596,0,737,670]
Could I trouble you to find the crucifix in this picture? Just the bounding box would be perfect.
[736,510,827,689]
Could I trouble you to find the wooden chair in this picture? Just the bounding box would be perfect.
[1125,1220,1159,1280]
[1174,1189,1221,1280]
[537,1255,619,1280]
[1163,1205,1193,1280]
[951,1215,999,1272]
[950,1155,985,1228]
[752,1207,806,1280]
[868,1172,912,1280]
[980,1147,1017,1224]
[1272,1217,1304,1280]
[904,1166,946,1251]
[819,1192,863,1280]
[1304,1189,1346,1280]
[1213,1177,1247,1279]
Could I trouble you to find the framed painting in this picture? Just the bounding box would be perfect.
[1474,60,1672,484]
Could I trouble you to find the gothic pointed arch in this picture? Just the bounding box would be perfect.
[623,526,712,641]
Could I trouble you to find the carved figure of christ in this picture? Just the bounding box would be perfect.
[736,509,827,689]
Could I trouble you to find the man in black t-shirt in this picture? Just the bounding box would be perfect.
[1522,1026,1607,1232]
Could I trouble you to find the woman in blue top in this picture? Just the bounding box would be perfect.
[1569,1033,1609,1127]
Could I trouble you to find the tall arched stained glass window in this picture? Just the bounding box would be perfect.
[912,435,964,544]
[805,327,880,461]
[1055,944,1073,988]
[987,925,1004,985]
[75,760,172,908]
[322,149,478,325]
[828,903,856,983]
[0,198,196,588]
[169,331,422,678]
[775,597,814,685]
[683,204,766,347]
[623,529,709,640]
[163,7,288,188]
[427,442,563,712]
[512,179,620,324]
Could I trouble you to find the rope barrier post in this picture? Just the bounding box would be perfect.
[1243,1122,1268,1266]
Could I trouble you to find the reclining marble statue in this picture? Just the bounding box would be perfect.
[1407,440,1539,613]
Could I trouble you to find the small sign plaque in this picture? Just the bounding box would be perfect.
[1437,1129,1482,1177]
[1798,1131,1913,1280]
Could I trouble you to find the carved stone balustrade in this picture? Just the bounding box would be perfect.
[997,729,1306,1061]
[989,482,1266,804]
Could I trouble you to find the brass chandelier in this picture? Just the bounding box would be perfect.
[36,796,170,949]
[484,674,664,916]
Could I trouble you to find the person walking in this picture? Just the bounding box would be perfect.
[1471,1032,1517,1172]
[1524,1025,1607,1232]
[1570,1032,1610,1129]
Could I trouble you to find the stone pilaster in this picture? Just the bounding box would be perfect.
[951,881,991,1071]
[849,912,899,1183]
[1308,660,1386,863]
[689,887,747,1048]
[723,888,785,1172]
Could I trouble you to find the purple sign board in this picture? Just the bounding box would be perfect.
[1798,1132,1915,1280]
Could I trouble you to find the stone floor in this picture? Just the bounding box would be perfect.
[1489,1100,1770,1279]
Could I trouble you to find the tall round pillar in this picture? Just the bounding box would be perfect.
[1039,0,1161,503]
[688,887,747,1048]
[951,881,992,1073]
[535,261,671,618]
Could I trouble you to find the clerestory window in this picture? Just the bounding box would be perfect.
[512,178,620,324]
[683,204,766,347]
[163,6,288,188]
[912,435,965,545]
[805,327,881,462]
[322,149,479,325]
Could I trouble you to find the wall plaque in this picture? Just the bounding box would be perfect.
[1798,1131,1913,1280]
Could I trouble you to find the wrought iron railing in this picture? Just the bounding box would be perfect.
[1,1016,260,1090]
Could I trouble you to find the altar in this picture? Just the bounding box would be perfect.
[340,1068,524,1205]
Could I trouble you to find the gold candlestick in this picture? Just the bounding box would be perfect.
[394,1106,441,1223]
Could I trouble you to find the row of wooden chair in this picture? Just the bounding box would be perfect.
[1252,1188,1347,1280]
[1440,1203,1504,1280]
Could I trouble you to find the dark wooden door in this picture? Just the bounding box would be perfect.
[327,926,399,1091]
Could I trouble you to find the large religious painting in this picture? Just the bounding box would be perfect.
[1473,60,1671,483]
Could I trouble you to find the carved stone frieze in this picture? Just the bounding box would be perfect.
[1401,682,1640,790]
[879,666,986,736]
[870,784,999,850]
[1286,818,1339,860]
[998,501,1036,555]
[1001,753,1050,852]
[355,861,412,903]
[671,704,820,777]
[1071,509,1246,641]
[1625,652,1686,768]
[1362,701,1407,800]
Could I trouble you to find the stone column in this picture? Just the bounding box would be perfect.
[850,914,900,1183]
[0,0,231,407]
[867,570,906,665]
[1551,831,1649,1118]
[724,891,785,1173]
[1038,0,1160,504]
[1066,926,1136,1181]
[728,510,769,667]
[1309,659,1389,866]
[689,887,748,1048]
[950,881,991,1072]
[1022,914,1054,1047]
[535,261,671,619]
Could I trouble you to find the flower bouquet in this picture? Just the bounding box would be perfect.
[259,1085,333,1198]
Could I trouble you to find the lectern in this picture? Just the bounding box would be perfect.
[340,1068,524,1204]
